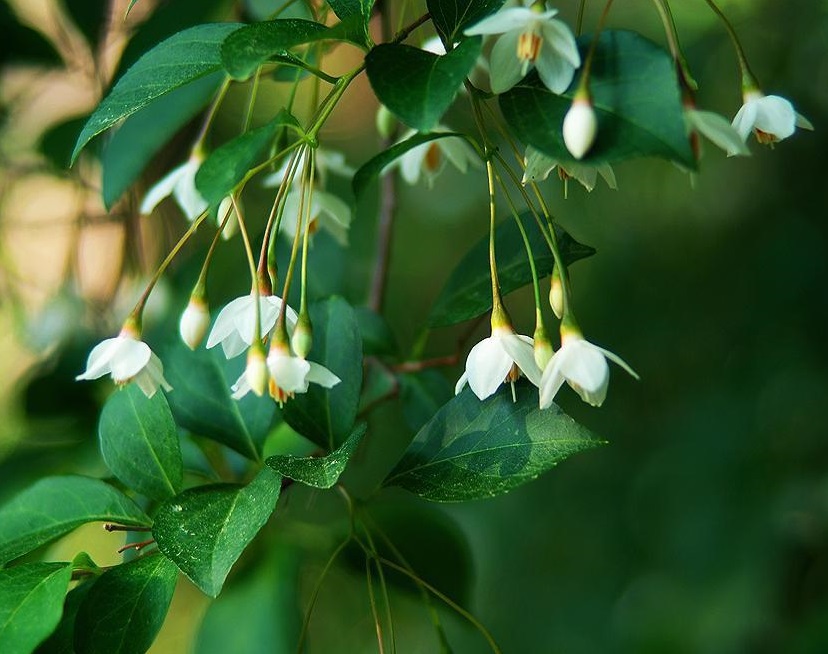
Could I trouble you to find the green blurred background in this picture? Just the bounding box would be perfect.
[1,0,827,652]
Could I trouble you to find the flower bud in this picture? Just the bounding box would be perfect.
[549,267,564,319]
[562,96,597,160]
[375,104,397,140]
[179,295,210,350]
[217,196,239,240]
[533,321,554,369]
[290,314,313,359]
[245,345,268,397]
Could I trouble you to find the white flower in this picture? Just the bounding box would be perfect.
[140,155,208,221]
[538,333,637,408]
[179,297,210,350]
[206,294,298,359]
[522,145,616,192]
[392,127,480,187]
[231,344,340,404]
[562,98,597,159]
[730,91,813,154]
[263,149,354,243]
[455,325,543,400]
[685,109,750,158]
[464,3,580,94]
[76,329,172,398]
[216,196,240,239]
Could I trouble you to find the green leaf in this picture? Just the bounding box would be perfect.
[429,212,595,327]
[98,385,183,502]
[35,582,93,654]
[352,131,471,203]
[267,423,366,488]
[195,113,296,206]
[0,563,71,654]
[194,542,300,654]
[71,23,240,163]
[366,38,481,132]
[163,343,275,460]
[102,72,223,209]
[354,306,397,356]
[220,18,362,81]
[153,467,282,597]
[326,0,374,48]
[499,30,694,167]
[427,0,506,44]
[385,385,604,502]
[282,297,363,450]
[73,555,178,654]
[0,476,151,566]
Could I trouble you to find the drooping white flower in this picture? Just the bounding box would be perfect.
[140,155,208,221]
[539,333,637,408]
[455,325,543,400]
[230,342,340,404]
[179,296,210,350]
[562,97,597,159]
[522,145,616,192]
[464,3,580,94]
[76,328,172,398]
[263,148,354,243]
[730,91,813,154]
[685,109,750,158]
[206,294,298,359]
[391,127,480,187]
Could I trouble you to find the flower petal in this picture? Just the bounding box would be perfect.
[731,100,758,141]
[540,19,581,68]
[108,338,153,383]
[172,159,208,221]
[687,109,750,156]
[206,296,253,349]
[463,8,541,36]
[269,353,311,393]
[753,95,796,140]
[535,46,576,94]
[596,163,618,189]
[454,371,469,395]
[76,337,121,380]
[796,112,814,130]
[399,142,427,185]
[230,371,251,399]
[221,332,248,359]
[523,146,557,183]
[465,336,513,400]
[558,341,609,406]
[140,164,187,215]
[500,333,542,387]
[539,353,567,409]
[307,361,341,388]
[489,30,525,94]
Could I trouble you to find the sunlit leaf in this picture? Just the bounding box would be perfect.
[0,477,151,566]
[98,385,183,502]
[0,563,71,654]
[153,467,282,597]
[72,23,240,162]
[385,385,604,501]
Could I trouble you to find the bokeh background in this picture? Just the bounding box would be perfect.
[1,0,827,652]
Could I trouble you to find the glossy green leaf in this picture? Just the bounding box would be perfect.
[35,582,93,654]
[71,23,240,163]
[385,385,604,502]
[366,38,481,132]
[282,297,363,450]
[194,542,300,654]
[195,114,293,206]
[220,18,362,80]
[427,0,506,44]
[429,212,595,327]
[73,555,178,654]
[153,467,282,597]
[500,30,694,167]
[0,563,71,654]
[327,0,374,48]
[0,476,151,566]
[352,131,472,203]
[267,423,366,488]
[355,306,397,356]
[102,72,222,209]
[163,343,276,460]
[98,384,183,501]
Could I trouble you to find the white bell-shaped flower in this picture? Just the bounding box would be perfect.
[522,145,616,192]
[730,91,813,153]
[206,294,298,359]
[392,127,480,187]
[140,155,208,221]
[179,297,210,350]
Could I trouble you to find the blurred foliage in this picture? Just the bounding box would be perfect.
[0,0,827,653]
